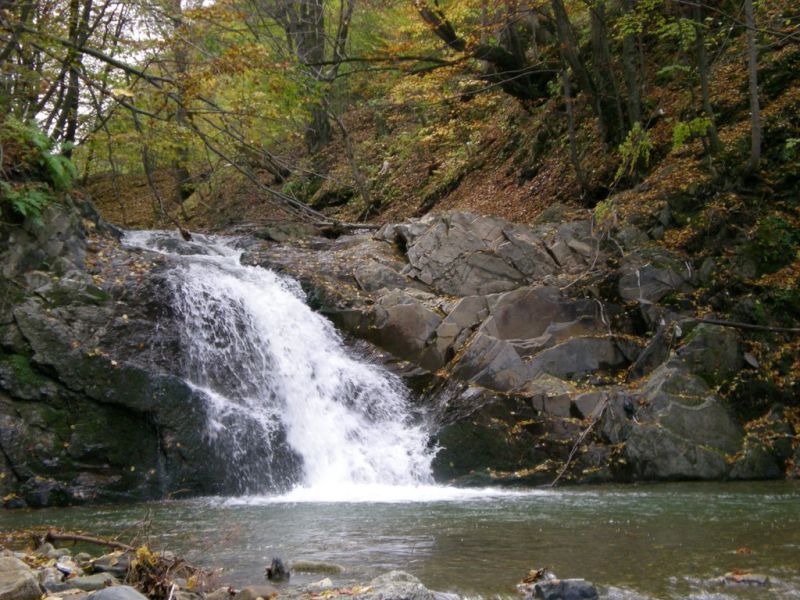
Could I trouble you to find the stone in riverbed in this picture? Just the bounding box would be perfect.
[235,585,278,600]
[531,578,599,600]
[71,573,120,591]
[88,586,148,600]
[0,556,43,600]
[357,571,434,600]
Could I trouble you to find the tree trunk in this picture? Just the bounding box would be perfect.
[168,0,192,203]
[693,2,721,153]
[621,0,642,125]
[744,0,761,170]
[589,0,625,142]
[562,63,588,195]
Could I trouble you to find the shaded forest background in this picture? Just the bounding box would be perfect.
[1,0,799,339]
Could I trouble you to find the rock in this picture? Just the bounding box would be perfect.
[713,572,770,586]
[0,556,43,600]
[358,571,434,600]
[525,377,576,417]
[676,324,742,386]
[528,337,630,380]
[399,213,561,296]
[624,424,730,480]
[618,249,692,305]
[234,585,278,600]
[206,588,235,600]
[452,333,530,391]
[627,326,672,380]
[47,547,72,559]
[307,578,334,592]
[372,293,441,362]
[532,578,599,600]
[573,392,607,419]
[290,560,344,575]
[419,296,488,370]
[354,260,413,292]
[88,586,149,600]
[91,553,130,578]
[70,573,120,591]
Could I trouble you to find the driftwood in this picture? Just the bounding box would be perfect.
[549,400,609,488]
[39,529,134,552]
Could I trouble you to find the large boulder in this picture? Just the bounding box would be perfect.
[611,361,745,480]
[0,556,42,600]
[391,213,575,296]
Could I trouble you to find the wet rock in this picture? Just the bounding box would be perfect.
[0,556,43,600]
[452,333,529,391]
[532,578,599,600]
[235,585,278,600]
[71,573,120,591]
[91,553,131,578]
[88,586,149,600]
[419,296,488,370]
[372,292,441,362]
[206,588,235,600]
[358,571,434,600]
[290,560,344,575]
[676,324,742,386]
[712,572,770,586]
[307,578,334,592]
[624,424,729,480]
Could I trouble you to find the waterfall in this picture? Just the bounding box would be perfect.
[124,231,434,496]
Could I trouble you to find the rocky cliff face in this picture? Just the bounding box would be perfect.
[243,211,798,486]
[1,202,796,507]
[0,200,255,507]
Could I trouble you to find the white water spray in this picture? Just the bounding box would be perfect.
[124,231,434,496]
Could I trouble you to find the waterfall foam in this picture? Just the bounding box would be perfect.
[124,230,434,497]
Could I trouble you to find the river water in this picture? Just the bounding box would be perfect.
[2,481,799,599]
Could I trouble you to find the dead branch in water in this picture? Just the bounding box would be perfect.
[37,529,134,551]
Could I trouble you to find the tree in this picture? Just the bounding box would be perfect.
[743,0,761,170]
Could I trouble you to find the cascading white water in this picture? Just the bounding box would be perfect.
[124,231,434,496]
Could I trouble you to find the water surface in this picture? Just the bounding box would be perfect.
[2,481,798,599]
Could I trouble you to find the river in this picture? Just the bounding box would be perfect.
[2,481,798,599]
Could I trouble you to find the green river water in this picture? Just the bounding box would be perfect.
[2,481,799,599]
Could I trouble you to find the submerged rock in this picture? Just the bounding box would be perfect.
[531,578,599,600]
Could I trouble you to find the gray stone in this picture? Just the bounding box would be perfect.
[624,424,729,480]
[532,578,599,600]
[400,213,561,296]
[618,250,691,305]
[88,586,148,600]
[71,573,120,591]
[234,585,278,600]
[573,392,607,419]
[452,333,530,391]
[676,324,742,386]
[529,337,628,380]
[373,294,441,361]
[354,260,411,292]
[358,571,434,600]
[91,553,130,578]
[0,556,42,600]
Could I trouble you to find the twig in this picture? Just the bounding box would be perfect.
[694,317,800,334]
[549,399,608,488]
